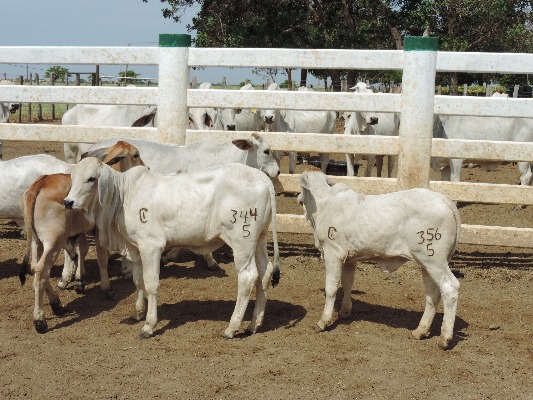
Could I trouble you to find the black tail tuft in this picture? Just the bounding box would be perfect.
[19,254,30,287]
[271,269,281,287]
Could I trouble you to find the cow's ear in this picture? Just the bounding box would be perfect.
[104,156,123,166]
[82,147,109,161]
[232,139,253,151]
[299,172,311,191]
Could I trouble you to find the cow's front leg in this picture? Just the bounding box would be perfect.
[315,252,343,332]
[130,260,145,322]
[288,152,297,174]
[319,153,329,174]
[95,240,114,299]
[139,248,162,339]
[73,234,89,293]
[339,261,356,319]
[57,249,75,290]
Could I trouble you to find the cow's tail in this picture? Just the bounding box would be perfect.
[19,175,46,286]
[263,173,280,287]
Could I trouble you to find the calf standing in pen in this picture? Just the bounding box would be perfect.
[63,159,280,339]
[298,167,461,349]
[19,141,145,333]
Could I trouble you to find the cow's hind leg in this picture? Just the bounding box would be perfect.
[415,263,460,350]
[96,241,114,299]
[339,261,356,319]
[316,252,343,332]
[246,235,273,335]
[225,250,258,339]
[33,244,63,333]
[412,268,441,341]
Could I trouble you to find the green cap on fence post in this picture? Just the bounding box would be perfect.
[159,34,191,47]
[404,36,439,51]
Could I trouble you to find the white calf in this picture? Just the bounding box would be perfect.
[64,160,280,339]
[298,167,461,349]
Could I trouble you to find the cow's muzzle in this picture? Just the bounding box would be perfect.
[63,199,74,209]
[9,103,20,113]
[370,117,378,125]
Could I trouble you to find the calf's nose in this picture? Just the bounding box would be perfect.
[227,124,236,131]
[63,199,74,209]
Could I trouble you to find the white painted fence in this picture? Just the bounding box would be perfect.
[1,35,533,248]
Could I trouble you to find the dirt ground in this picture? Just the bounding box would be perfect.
[0,139,532,400]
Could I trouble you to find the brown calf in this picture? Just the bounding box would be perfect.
[20,141,144,333]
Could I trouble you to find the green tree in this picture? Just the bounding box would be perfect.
[118,70,140,84]
[143,0,533,91]
[45,66,70,82]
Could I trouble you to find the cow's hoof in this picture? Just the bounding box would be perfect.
[56,280,68,290]
[131,312,145,322]
[437,337,451,350]
[50,302,67,317]
[73,280,85,294]
[339,308,351,319]
[411,328,430,341]
[139,331,153,339]
[314,322,326,333]
[34,320,48,334]
[103,289,116,300]
[223,329,235,339]
[206,262,222,271]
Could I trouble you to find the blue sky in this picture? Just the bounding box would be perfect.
[0,0,267,85]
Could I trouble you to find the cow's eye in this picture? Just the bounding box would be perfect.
[88,177,96,182]
[264,149,270,155]
[134,153,140,158]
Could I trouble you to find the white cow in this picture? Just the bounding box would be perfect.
[261,84,336,174]
[85,133,279,271]
[0,80,21,159]
[343,82,400,177]
[84,133,280,177]
[0,154,71,228]
[235,83,266,131]
[432,114,533,185]
[298,167,461,350]
[62,104,157,163]
[64,159,280,339]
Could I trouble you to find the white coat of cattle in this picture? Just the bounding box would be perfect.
[0,154,71,228]
[235,83,266,132]
[0,80,21,159]
[298,167,461,349]
[62,104,157,163]
[261,84,336,174]
[343,82,400,177]
[83,133,279,272]
[432,114,533,185]
[85,133,280,177]
[64,159,280,339]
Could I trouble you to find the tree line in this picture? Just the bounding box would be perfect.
[143,0,533,94]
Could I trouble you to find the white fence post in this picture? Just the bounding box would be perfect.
[157,34,191,144]
[397,36,438,189]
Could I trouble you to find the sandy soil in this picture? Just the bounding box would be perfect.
[0,139,532,400]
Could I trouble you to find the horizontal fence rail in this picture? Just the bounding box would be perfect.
[1,36,533,250]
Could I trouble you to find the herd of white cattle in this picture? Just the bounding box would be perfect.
[0,80,529,350]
